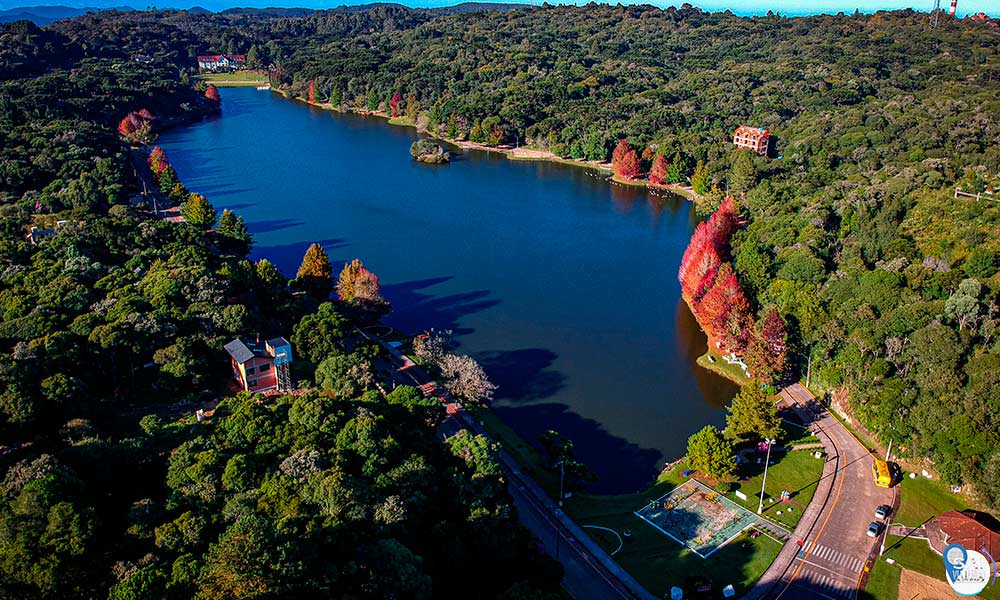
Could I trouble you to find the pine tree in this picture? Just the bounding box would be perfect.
[245,44,260,68]
[296,243,334,299]
[725,384,783,442]
[691,160,710,194]
[649,154,670,185]
[337,258,363,302]
[182,193,217,229]
[330,86,341,108]
[730,150,758,195]
[367,89,379,111]
[158,166,179,195]
[667,152,684,183]
[216,209,252,254]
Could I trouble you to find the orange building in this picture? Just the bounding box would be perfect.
[224,337,293,393]
[733,126,770,155]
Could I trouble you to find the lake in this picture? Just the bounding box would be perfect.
[158,87,738,493]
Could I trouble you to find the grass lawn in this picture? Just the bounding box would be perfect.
[875,535,1000,600]
[865,556,901,600]
[196,70,268,86]
[894,474,968,527]
[388,116,416,127]
[727,449,824,529]
[696,351,751,385]
[780,420,820,447]
[568,463,782,596]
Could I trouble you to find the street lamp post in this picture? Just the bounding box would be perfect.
[554,460,565,562]
[757,438,777,515]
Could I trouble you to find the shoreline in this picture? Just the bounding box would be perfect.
[275,88,701,202]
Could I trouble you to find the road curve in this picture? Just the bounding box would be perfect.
[746,384,896,600]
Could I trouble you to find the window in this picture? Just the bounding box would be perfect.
[246,366,256,375]
[260,364,271,372]
[248,379,258,387]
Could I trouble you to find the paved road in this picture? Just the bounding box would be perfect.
[747,384,897,600]
[364,331,656,600]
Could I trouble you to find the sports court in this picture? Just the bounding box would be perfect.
[634,479,758,558]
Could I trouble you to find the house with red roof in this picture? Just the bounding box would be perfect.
[197,54,246,72]
[935,510,1000,558]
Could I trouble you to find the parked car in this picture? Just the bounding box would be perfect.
[875,505,891,520]
[866,522,883,537]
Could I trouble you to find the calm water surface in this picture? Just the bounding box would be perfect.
[159,88,738,493]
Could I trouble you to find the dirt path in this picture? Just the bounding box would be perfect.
[897,568,967,600]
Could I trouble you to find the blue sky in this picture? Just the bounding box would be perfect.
[0,0,995,17]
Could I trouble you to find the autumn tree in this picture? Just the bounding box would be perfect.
[389,92,403,118]
[307,80,316,104]
[118,110,155,146]
[648,154,669,185]
[204,85,220,102]
[181,193,217,229]
[725,384,782,442]
[337,258,390,320]
[296,243,334,299]
[611,139,630,169]
[616,148,641,180]
[744,308,788,383]
[687,425,735,480]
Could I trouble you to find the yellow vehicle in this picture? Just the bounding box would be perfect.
[872,458,892,488]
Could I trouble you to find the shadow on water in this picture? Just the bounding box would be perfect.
[675,300,739,410]
[382,276,499,336]
[246,218,305,235]
[251,237,350,275]
[494,402,662,494]
[477,348,565,403]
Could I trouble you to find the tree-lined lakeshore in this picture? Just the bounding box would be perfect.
[0,3,999,599]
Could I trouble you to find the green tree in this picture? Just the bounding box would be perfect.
[181,193,217,229]
[729,150,758,195]
[216,209,252,254]
[686,425,735,480]
[690,160,710,194]
[725,384,782,442]
[292,302,351,363]
[330,85,341,108]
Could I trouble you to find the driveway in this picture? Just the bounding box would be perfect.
[747,384,897,600]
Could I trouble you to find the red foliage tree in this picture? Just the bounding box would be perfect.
[117,110,154,146]
[147,146,168,182]
[611,139,630,169]
[744,307,788,382]
[649,154,670,185]
[205,84,221,102]
[389,92,403,118]
[616,149,641,179]
[307,80,316,104]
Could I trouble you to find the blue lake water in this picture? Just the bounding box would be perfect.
[159,87,738,493]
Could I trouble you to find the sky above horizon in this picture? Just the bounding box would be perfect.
[0,0,995,17]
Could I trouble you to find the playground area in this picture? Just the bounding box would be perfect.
[635,479,758,558]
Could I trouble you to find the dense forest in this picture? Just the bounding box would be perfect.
[1,4,1000,596]
[0,17,559,599]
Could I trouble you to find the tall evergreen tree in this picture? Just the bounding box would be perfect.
[730,150,758,195]
[724,384,783,442]
[216,209,252,254]
[296,243,334,299]
[182,194,217,229]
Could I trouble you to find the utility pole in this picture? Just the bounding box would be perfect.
[930,0,942,29]
[805,348,813,389]
[885,439,893,462]
[555,460,565,561]
[757,438,776,514]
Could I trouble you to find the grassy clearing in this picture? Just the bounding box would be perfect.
[876,535,1000,600]
[865,555,901,600]
[569,462,782,596]
[728,449,824,529]
[696,351,751,385]
[894,474,969,527]
[196,70,268,86]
